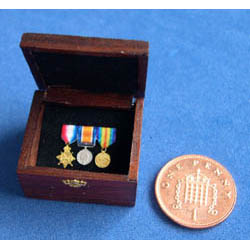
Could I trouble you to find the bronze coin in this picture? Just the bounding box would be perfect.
[155,155,237,229]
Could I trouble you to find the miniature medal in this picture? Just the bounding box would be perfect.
[57,144,75,168]
[57,125,77,168]
[95,127,116,168]
[76,126,96,166]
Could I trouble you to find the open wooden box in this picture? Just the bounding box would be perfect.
[17,33,149,206]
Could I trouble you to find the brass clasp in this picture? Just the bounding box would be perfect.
[62,179,87,188]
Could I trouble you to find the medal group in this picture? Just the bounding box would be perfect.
[56,124,116,169]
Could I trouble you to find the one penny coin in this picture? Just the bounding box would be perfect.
[155,155,237,229]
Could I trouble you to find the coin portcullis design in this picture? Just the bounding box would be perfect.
[155,155,237,229]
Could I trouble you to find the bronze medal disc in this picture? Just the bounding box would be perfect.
[155,155,237,229]
[95,151,111,168]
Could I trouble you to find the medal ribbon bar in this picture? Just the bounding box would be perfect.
[61,124,78,144]
[96,127,116,149]
[77,126,96,147]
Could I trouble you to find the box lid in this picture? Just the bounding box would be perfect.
[20,33,149,97]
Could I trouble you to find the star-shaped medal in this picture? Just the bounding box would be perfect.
[56,144,75,168]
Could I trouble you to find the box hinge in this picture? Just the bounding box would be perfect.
[132,97,137,106]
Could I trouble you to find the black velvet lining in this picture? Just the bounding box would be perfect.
[33,51,138,94]
[36,103,135,175]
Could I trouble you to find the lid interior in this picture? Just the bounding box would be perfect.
[21,33,148,97]
[32,51,138,95]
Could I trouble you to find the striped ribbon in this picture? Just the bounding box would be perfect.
[61,124,78,144]
[77,126,96,147]
[96,127,116,149]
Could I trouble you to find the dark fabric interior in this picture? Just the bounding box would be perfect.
[36,103,135,175]
[33,51,138,94]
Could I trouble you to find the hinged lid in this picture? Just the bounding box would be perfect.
[20,33,149,97]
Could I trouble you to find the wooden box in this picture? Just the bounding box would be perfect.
[17,33,149,206]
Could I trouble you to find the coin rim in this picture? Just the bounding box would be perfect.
[155,154,237,229]
[76,148,93,166]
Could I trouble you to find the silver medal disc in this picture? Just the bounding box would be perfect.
[77,148,93,166]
